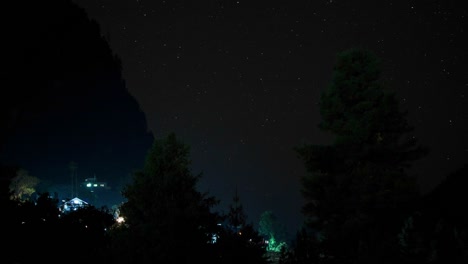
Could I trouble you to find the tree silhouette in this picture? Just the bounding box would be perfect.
[59,204,116,262]
[398,163,468,263]
[214,188,269,264]
[0,184,115,264]
[109,132,220,264]
[294,48,428,263]
[226,187,248,234]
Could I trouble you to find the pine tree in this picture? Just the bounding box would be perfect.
[215,188,269,264]
[295,48,428,263]
[226,187,247,234]
[109,132,220,264]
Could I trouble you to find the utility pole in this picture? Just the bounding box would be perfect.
[69,161,78,198]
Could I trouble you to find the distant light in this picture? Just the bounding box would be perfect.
[93,184,98,187]
[211,234,218,243]
[86,183,92,187]
[116,217,125,223]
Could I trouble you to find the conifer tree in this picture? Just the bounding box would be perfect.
[109,132,220,264]
[215,188,269,264]
[295,48,428,263]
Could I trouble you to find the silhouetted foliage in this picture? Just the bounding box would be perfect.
[226,187,248,233]
[293,48,428,264]
[0,180,115,264]
[398,163,468,263]
[108,132,221,264]
[278,226,319,264]
[214,189,269,264]
[60,204,116,262]
[0,166,23,264]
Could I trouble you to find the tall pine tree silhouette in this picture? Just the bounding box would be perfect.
[295,48,428,264]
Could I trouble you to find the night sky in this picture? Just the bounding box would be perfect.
[4,0,467,235]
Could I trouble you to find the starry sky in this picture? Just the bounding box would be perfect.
[59,0,467,235]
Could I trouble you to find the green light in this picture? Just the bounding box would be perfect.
[266,237,287,252]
